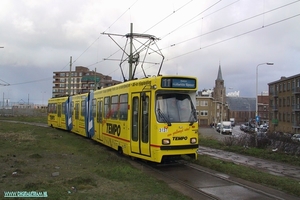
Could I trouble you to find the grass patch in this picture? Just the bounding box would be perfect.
[199,135,300,166]
[0,120,191,200]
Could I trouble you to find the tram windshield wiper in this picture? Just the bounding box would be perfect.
[189,108,197,126]
[157,108,171,126]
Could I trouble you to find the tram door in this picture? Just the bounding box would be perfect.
[57,104,62,127]
[96,100,103,141]
[73,102,79,133]
[131,92,150,156]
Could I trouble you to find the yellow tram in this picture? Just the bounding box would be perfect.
[48,75,199,163]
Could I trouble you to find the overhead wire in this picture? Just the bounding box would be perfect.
[7,1,139,86]
[126,0,224,77]
[158,0,300,52]
[167,13,300,61]
[103,0,139,34]
[177,0,241,33]
[0,78,10,85]
[7,0,299,86]
[7,77,53,86]
[159,0,222,40]
[142,0,193,34]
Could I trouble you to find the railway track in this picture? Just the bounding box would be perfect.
[132,159,298,200]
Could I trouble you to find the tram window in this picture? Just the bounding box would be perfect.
[81,100,85,116]
[62,102,66,114]
[92,99,96,117]
[142,96,149,143]
[75,103,79,119]
[58,104,61,117]
[111,95,119,119]
[47,103,51,113]
[156,94,195,123]
[71,102,74,116]
[50,103,57,114]
[48,103,56,113]
[104,97,110,118]
[97,101,103,122]
[132,97,139,141]
[119,94,128,120]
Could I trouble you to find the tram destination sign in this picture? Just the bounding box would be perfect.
[161,78,196,89]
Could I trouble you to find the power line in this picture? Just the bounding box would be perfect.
[7,77,52,86]
[0,78,10,85]
[102,0,139,34]
[167,13,300,61]
[8,1,140,87]
[160,0,222,39]
[142,0,193,34]
[158,0,300,52]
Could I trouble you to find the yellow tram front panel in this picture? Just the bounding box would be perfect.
[47,96,69,130]
[151,122,199,162]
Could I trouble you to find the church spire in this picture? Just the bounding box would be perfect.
[217,64,223,81]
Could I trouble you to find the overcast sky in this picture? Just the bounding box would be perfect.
[1,0,299,105]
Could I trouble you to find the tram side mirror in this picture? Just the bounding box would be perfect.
[141,92,146,102]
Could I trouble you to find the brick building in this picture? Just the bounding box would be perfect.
[52,66,121,97]
[269,74,300,134]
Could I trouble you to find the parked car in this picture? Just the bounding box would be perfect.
[240,124,248,131]
[216,123,221,132]
[260,124,269,130]
[291,134,300,142]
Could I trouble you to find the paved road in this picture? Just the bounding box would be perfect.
[198,127,300,181]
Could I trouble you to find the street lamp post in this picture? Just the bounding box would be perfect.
[255,62,274,145]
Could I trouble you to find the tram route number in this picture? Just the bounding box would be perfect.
[106,123,121,136]
[159,128,168,133]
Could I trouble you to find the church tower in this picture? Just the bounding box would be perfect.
[213,64,226,103]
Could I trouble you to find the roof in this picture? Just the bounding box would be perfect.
[226,97,256,111]
[217,65,223,81]
[268,73,300,85]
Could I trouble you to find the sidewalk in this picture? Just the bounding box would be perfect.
[198,128,300,181]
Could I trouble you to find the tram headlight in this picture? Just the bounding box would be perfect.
[162,139,170,145]
[190,138,197,144]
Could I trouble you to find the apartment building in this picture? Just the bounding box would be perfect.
[52,66,121,97]
[269,74,300,134]
[196,90,228,127]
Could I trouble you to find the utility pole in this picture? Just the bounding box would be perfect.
[94,68,97,90]
[101,23,163,82]
[129,23,133,80]
[68,56,72,96]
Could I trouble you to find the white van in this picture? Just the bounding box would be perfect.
[220,121,232,135]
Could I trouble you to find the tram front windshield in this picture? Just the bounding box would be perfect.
[156,93,197,124]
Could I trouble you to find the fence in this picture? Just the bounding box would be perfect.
[0,107,47,117]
